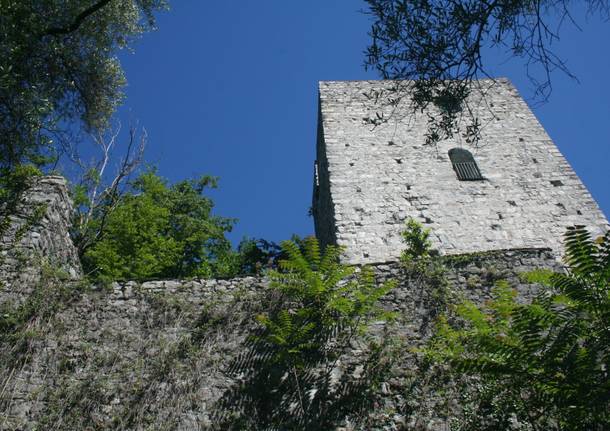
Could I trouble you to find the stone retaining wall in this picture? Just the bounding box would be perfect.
[0,248,560,430]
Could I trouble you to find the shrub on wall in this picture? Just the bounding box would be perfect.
[425,226,610,430]
[220,237,396,429]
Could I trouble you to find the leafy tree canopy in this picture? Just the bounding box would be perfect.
[82,170,236,282]
[0,0,168,169]
[365,0,610,145]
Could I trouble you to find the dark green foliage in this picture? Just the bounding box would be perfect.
[233,238,282,275]
[0,165,42,230]
[425,226,610,430]
[0,0,168,169]
[364,0,610,145]
[0,165,41,206]
[217,237,396,429]
[82,170,236,282]
[227,235,312,277]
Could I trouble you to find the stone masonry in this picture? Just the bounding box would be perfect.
[0,176,82,299]
[1,250,560,430]
[0,174,568,430]
[1,78,609,429]
[313,79,609,264]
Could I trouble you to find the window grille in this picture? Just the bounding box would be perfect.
[448,148,484,181]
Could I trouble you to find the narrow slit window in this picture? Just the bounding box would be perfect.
[448,148,484,181]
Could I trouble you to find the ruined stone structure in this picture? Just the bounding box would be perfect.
[313,79,608,264]
[0,80,608,430]
[0,176,81,302]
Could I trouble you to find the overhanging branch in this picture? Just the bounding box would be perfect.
[40,0,113,38]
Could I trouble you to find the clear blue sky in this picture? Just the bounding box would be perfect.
[113,1,609,245]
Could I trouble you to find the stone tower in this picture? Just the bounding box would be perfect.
[0,176,82,296]
[312,79,608,264]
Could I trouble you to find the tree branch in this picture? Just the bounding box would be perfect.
[40,0,114,38]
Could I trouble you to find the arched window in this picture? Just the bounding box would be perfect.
[448,148,484,181]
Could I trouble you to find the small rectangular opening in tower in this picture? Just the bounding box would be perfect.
[448,148,484,181]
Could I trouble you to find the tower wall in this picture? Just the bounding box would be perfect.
[312,102,337,249]
[314,79,608,264]
[0,176,82,298]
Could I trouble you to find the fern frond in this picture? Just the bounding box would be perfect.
[550,273,594,304]
[319,244,344,274]
[278,240,311,275]
[303,236,321,268]
[564,226,600,278]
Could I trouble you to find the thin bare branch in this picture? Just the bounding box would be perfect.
[71,123,146,255]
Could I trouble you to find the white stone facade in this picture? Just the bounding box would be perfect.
[313,79,609,264]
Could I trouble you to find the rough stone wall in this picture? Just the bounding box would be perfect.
[314,79,609,264]
[313,101,338,249]
[0,176,82,298]
[1,75,601,429]
[1,249,560,430]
